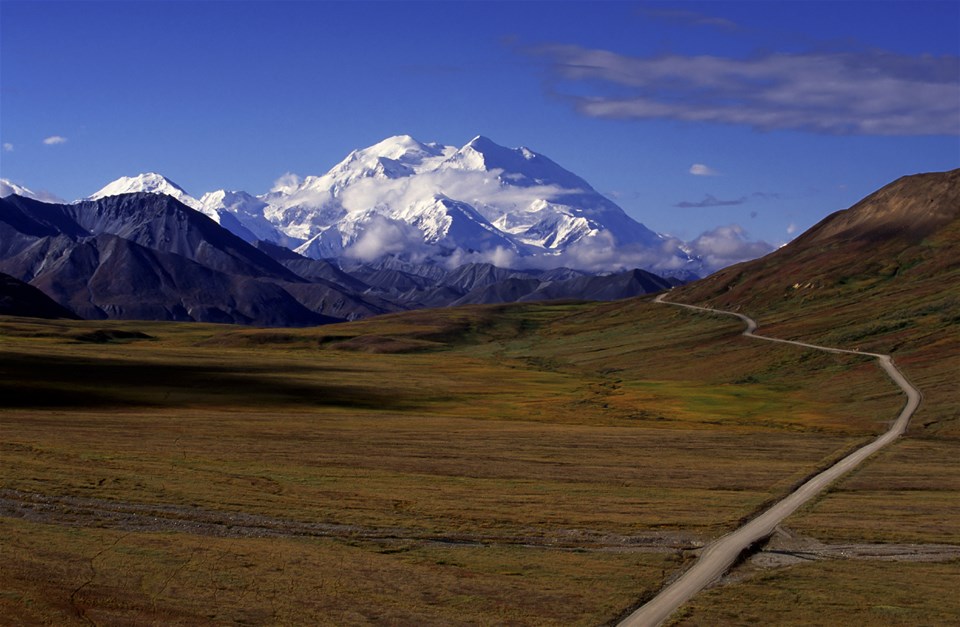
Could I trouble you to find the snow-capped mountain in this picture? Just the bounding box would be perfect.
[89,174,285,245]
[198,190,286,245]
[263,135,691,272]
[0,178,65,204]
[79,136,701,274]
[90,173,203,210]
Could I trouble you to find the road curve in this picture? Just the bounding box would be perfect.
[618,293,922,627]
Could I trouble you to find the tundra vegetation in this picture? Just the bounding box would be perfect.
[663,171,959,624]
[4,289,956,626]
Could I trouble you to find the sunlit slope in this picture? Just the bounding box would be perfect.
[672,169,959,435]
[0,282,916,624]
[657,170,960,624]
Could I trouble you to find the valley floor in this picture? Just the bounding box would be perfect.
[1,297,957,624]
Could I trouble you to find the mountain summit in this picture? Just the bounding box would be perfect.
[74,136,704,274]
[90,173,201,210]
[260,135,693,274]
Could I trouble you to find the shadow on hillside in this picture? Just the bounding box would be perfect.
[0,352,416,410]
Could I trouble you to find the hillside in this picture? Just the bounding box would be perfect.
[672,168,960,432]
[0,273,78,319]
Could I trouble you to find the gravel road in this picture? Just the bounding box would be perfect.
[618,294,922,627]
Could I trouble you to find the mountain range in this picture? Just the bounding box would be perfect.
[67,135,705,277]
[3,135,954,329]
[0,191,675,326]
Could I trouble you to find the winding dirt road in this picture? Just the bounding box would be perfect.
[618,293,922,627]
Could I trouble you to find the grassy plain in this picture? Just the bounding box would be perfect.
[0,297,906,623]
[665,199,960,623]
[670,559,960,626]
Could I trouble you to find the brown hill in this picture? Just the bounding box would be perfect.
[670,168,959,435]
[675,169,959,311]
[796,169,960,246]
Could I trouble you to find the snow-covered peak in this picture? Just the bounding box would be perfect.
[440,137,592,192]
[363,135,445,162]
[200,189,259,208]
[199,189,287,244]
[324,135,453,183]
[1,178,65,203]
[89,173,202,210]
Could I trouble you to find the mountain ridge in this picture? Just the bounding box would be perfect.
[1,191,675,326]
[65,136,705,276]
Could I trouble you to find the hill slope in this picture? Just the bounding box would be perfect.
[671,168,960,433]
[0,272,79,319]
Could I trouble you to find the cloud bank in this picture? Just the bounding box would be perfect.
[533,45,960,135]
[684,225,774,270]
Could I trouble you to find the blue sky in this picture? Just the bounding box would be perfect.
[1,0,958,246]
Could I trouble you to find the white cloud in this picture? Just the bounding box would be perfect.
[343,215,429,262]
[2,143,12,152]
[684,224,774,272]
[270,172,302,194]
[338,167,576,223]
[534,45,960,135]
[787,223,797,235]
[494,231,691,275]
[43,135,68,145]
[444,245,520,270]
[689,163,718,176]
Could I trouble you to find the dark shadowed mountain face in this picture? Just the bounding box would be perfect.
[0,196,338,326]
[0,272,79,319]
[0,193,677,326]
[12,194,303,282]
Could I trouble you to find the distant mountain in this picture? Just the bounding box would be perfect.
[89,174,286,245]
[0,195,339,326]
[0,272,79,319]
[7,132,729,327]
[451,268,672,306]
[267,135,691,273]
[3,191,673,326]
[199,190,286,244]
[79,136,707,276]
[0,178,65,204]
[90,173,202,209]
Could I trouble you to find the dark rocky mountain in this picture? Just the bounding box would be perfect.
[3,232,333,325]
[439,263,533,292]
[451,268,673,305]
[0,272,79,319]
[254,240,371,293]
[1,193,680,326]
[0,196,337,325]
